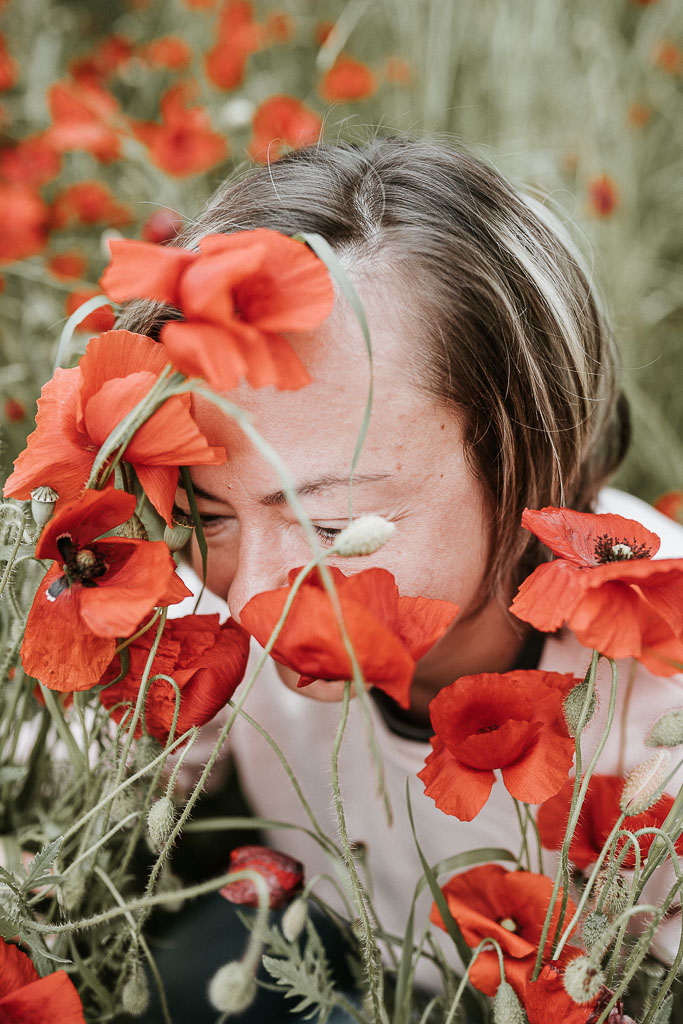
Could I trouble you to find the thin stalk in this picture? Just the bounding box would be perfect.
[38,684,86,773]
[443,939,504,1024]
[616,659,638,776]
[0,508,26,599]
[525,804,544,875]
[512,798,530,871]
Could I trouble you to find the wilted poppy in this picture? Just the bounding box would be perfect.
[205,0,262,90]
[537,774,683,871]
[510,507,683,673]
[319,54,377,102]
[430,864,577,997]
[99,613,250,743]
[221,845,303,909]
[132,83,227,177]
[239,566,459,709]
[4,329,225,524]
[419,669,577,821]
[21,489,191,691]
[0,940,86,1023]
[46,79,124,163]
[248,95,322,163]
[100,228,335,391]
[0,183,49,264]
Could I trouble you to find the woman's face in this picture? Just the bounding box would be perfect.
[178,278,522,708]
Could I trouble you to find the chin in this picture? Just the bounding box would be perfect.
[276,666,352,703]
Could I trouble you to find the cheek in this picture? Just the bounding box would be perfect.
[190,534,238,602]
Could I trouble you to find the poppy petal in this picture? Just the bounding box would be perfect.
[0,940,38,995]
[36,489,135,559]
[568,580,643,658]
[243,331,311,390]
[100,238,193,305]
[0,969,86,1022]
[396,594,459,660]
[502,725,575,804]
[522,507,660,565]
[179,243,267,325]
[21,565,116,691]
[161,320,249,389]
[418,736,494,821]
[77,330,169,423]
[510,559,585,632]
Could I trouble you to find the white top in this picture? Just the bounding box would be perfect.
[172,488,683,983]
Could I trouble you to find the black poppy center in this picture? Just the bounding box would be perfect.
[594,534,652,564]
[46,533,108,601]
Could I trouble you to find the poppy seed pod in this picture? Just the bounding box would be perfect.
[620,751,671,815]
[208,960,257,1014]
[331,515,395,557]
[493,980,526,1023]
[563,956,605,1004]
[30,485,59,528]
[646,709,683,749]
[163,510,194,552]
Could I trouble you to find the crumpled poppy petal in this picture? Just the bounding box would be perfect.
[179,243,266,326]
[524,962,599,1024]
[2,367,93,503]
[21,564,116,691]
[37,489,136,559]
[502,724,575,804]
[100,238,193,305]
[78,537,189,636]
[636,564,683,636]
[568,580,643,658]
[510,559,585,632]
[455,718,541,771]
[0,968,86,1023]
[161,320,248,389]
[522,507,660,565]
[469,950,537,999]
[418,736,494,821]
[396,594,459,660]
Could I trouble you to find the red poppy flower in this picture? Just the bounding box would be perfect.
[627,101,651,128]
[418,669,577,821]
[69,35,134,86]
[510,507,683,673]
[221,846,303,909]
[4,397,25,422]
[64,291,116,333]
[0,133,61,186]
[141,209,183,246]
[132,83,227,177]
[205,0,262,90]
[51,182,132,229]
[524,963,602,1024]
[587,175,619,218]
[0,940,86,1023]
[140,36,192,70]
[99,613,250,743]
[248,95,322,164]
[0,183,49,264]
[239,566,459,709]
[652,40,683,75]
[0,34,17,91]
[319,55,377,102]
[46,80,124,163]
[264,11,294,43]
[537,774,683,871]
[4,329,226,524]
[430,864,578,998]
[384,56,413,85]
[48,251,87,280]
[655,491,683,525]
[21,489,191,692]
[100,229,335,391]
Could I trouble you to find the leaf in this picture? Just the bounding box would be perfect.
[24,837,62,889]
[261,918,336,1023]
[650,993,674,1024]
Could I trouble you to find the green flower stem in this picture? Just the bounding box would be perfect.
[330,682,388,1024]
[531,649,601,980]
[638,782,683,890]
[113,610,161,655]
[641,890,683,1022]
[61,812,139,877]
[591,904,667,1024]
[94,865,173,1024]
[525,803,544,875]
[512,797,531,871]
[616,659,638,776]
[38,684,86,774]
[443,939,505,1024]
[0,505,28,599]
[551,811,626,961]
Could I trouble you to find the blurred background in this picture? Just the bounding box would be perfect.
[0,0,681,508]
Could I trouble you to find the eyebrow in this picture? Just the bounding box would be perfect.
[178,473,392,506]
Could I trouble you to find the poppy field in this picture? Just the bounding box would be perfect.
[1,1,683,1023]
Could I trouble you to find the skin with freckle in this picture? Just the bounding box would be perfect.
[176,276,527,722]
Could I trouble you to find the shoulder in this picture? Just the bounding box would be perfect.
[595,486,683,558]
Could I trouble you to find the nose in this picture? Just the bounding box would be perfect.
[227,526,291,624]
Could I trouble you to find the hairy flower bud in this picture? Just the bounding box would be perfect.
[30,485,59,529]
[147,796,176,850]
[563,679,596,737]
[620,751,670,814]
[563,956,605,1004]
[331,515,395,557]
[582,911,610,953]
[493,980,526,1023]
[594,865,629,919]
[208,960,257,1014]
[281,897,308,943]
[133,735,163,772]
[646,709,683,749]
[163,511,194,552]
[121,966,150,1016]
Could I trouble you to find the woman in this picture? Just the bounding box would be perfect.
[127,138,683,1021]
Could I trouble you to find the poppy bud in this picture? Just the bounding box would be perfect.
[30,485,59,529]
[115,513,149,541]
[133,735,163,772]
[594,865,629,919]
[620,751,670,815]
[163,511,194,552]
[146,796,176,850]
[121,965,150,1016]
[281,897,308,942]
[582,910,610,953]
[331,515,395,557]
[563,956,605,1004]
[220,845,304,909]
[563,679,596,737]
[493,980,526,1023]
[208,960,257,1014]
[646,709,683,749]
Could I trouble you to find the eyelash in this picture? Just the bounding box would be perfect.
[313,525,342,545]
